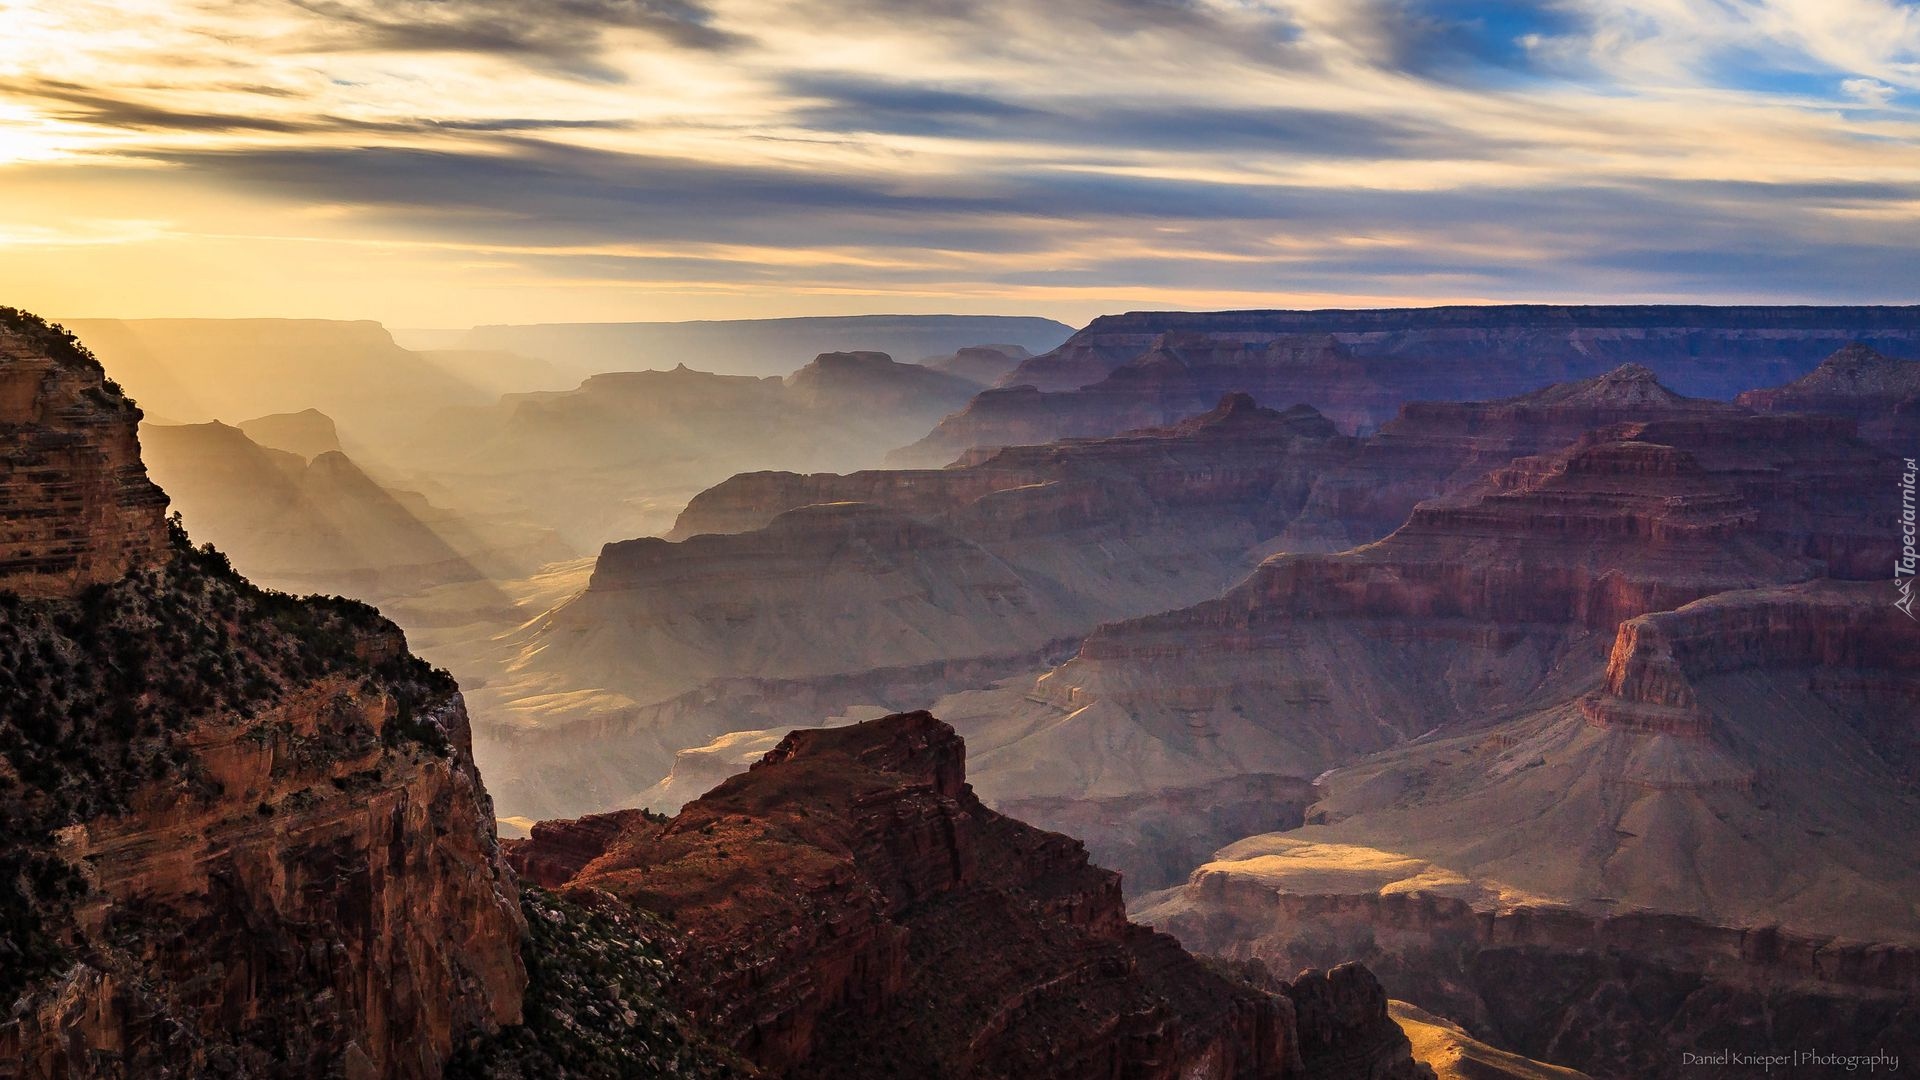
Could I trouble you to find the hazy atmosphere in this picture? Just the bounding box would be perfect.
[2,3,1917,1079]
[4,0,1920,324]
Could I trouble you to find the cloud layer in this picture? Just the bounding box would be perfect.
[0,0,1916,324]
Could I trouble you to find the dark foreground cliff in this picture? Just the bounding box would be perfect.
[509,711,1434,1080]
[0,312,527,1077]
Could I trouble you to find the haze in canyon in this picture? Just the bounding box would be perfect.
[4,0,1919,1077]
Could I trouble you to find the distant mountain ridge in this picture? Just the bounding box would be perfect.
[401,314,1075,381]
[901,304,1920,463]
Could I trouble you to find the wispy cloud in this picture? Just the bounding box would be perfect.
[0,0,1915,324]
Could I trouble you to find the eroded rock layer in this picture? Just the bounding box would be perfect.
[0,311,527,1078]
[1736,342,1920,451]
[508,711,1432,1080]
[0,311,168,598]
[901,305,1920,462]
[1134,581,1920,1079]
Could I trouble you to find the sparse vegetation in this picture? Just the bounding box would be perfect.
[447,887,743,1079]
[0,518,460,999]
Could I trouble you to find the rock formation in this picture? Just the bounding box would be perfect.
[943,405,1894,890]
[1736,342,1920,451]
[0,309,169,599]
[899,305,1920,463]
[0,309,528,1077]
[1126,580,1920,1079]
[923,343,1032,385]
[474,395,1354,821]
[508,711,1433,1079]
[782,349,982,414]
[237,406,343,460]
[141,418,567,601]
[394,351,1007,549]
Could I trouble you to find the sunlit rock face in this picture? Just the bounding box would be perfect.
[899,304,1920,464]
[0,311,525,1078]
[508,711,1434,1080]
[1737,342,1920,452]
[0,311,169,599]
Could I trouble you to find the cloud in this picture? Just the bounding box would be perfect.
[1844,77,1898,106]
[3,0,1920,323]
[284,0,745,80]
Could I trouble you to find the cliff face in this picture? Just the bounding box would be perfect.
[1736,342,1920,451]
[478,395,1355,823]
[901,305,1920,462]
[1282,364,1742,549]
[508,711,1432,1080]
[141,419,569,602]
[940,402,1890,893]
[1134,580,1920,1079]
[0,310,526,1078]
[0,312,169,599]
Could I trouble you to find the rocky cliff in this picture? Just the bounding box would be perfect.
[508,711,1433,1079]
[941,403,1892,890]
[900,305,1920,462]
[1736,342,1920,451]
[140,418,567,601]
[477,395,1354,821]
[0,309,527,1078]
[1132,579,1920,1078]
[0,310,169,599]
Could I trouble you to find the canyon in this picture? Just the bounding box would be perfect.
[470,394,1358,820]
[898,305,1920,463]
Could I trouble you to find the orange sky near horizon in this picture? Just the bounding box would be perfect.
[1,0,1917,327]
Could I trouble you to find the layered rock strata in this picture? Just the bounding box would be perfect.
[1736,342,1920,451]
[508,711,1433,1079]
[1134,581,1920,1079]
[901,305,1920,462]
[0,308,527,1077]
[0,310,169,598]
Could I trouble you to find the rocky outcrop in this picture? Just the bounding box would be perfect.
[924,343,1032,385]
[0,333,528,1079]
[0,310,169,598]
[509,711,1434,1079]
[902,305,1920,462]
[0,310,529,1077]
[140,418,567,601]
[943,406,1892,874]
[237,407,343,460]
[782,349,981,414]
[1736,342,1920,451]
[1283,365,1741,549]
[1135,580,1920,1078]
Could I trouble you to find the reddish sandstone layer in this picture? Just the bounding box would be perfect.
[0,312,168,598]
[510,712,1431,1079]
[1736,342,1920,451]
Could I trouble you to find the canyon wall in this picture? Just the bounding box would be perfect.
[901,305,1920,462]
[509,711,1433,1079]
[0,310,527,1078]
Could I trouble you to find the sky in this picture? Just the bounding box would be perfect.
[0,0,1917,328]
